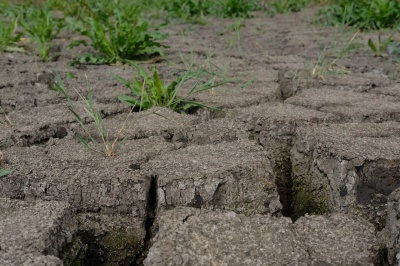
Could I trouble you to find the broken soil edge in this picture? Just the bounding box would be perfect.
[59,175,158,266]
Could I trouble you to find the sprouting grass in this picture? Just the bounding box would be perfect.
[0,17,24,53]
[158,0,260,22]
[52,72,157,157]
[269,0,306,13]
[114,62,231,113]
[66,1,167,64]
[315,0,400,30]
[18,6,64,61]
[223,0,259,18]
[233,18,247,66]
[307,28,363,80]
[368,34,393,57]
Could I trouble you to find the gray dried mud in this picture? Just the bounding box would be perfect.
[145,207,378,266]
[1,6,400,266]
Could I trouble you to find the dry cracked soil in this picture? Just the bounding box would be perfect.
[1,7,400,266]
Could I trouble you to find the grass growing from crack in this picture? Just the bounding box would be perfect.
[307,28,362,80]
[114,62,230,112]
[66,1,167,64]
[52,73,157,157]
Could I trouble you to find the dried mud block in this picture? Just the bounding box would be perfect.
[0,65,38,89]
[291,122,400,228]
[373,83,400,99]
[190,82,281,120]
[168,117,247,148]
[144,140,282,215]
[279,71,393,98]
[233,103,334,215]
[285,88,400,123]
[385,188,400,265]
[293,213,379,265]
[74,213,146,266]
[79,107,200,140]
[144,207,378,265]
[320,73,392,94]
[0,136,175,219]
[4,102,127,147]
[1,84,61,111]
[0,199,77,266]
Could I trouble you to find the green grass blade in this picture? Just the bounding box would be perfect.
[367,39,377,54]
[0,169,12,177]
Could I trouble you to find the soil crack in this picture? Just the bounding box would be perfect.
[132,175,158,265]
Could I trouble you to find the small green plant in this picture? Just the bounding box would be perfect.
[66,2,167,64]
[114,62,230,112]
[223,0,258,18]
[368,34,393,57]
[0,17,24,53]
[308,29,362,80]
[52,72,156,157]
[269,0,306,13]
[316,0,400,30]
[160,0,213,22]
[19,6,64,61]
[0,142,12,178]
[233,18,247,66]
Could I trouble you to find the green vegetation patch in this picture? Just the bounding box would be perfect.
[66,1,167,64]
[316,0,400,30]
[114,62,230,112]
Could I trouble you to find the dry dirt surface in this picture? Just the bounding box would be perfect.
[1,7,400,266]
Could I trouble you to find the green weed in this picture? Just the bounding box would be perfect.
[233,18,247,66]
[52,72,156,157]
[0,102,11,127]
[19,6,64,61]
[316,0,400,30]
[269,0,306,13]
[66,2,167,64]
[308,29,362,80]
[368,34,393,57]
[114,62,230,112]
[160,0,212,23]
[0,17,24,53]
[223,0,258,18]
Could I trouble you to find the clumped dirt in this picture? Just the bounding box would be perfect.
[1,7,400,266]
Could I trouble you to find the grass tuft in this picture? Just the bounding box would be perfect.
[114,62,230,112]
[0,17,24,53]
[52,72,157,157]
[66,2,167,64]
